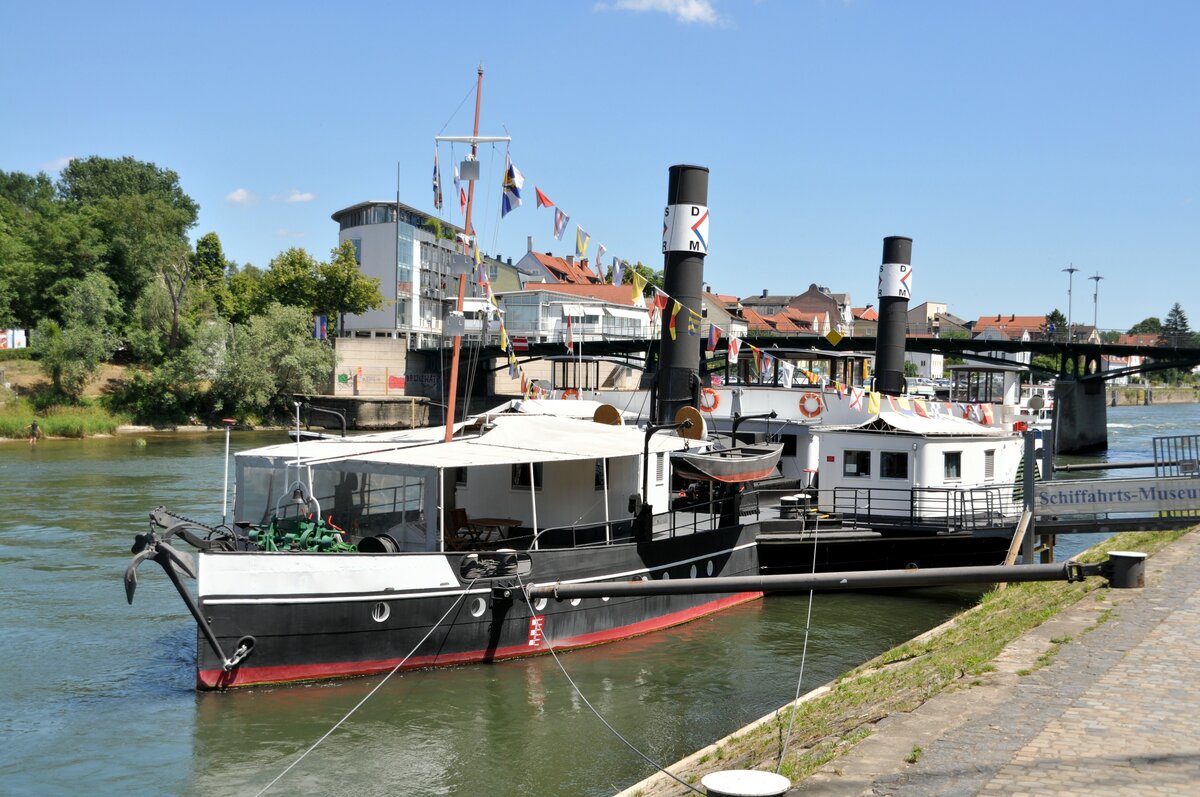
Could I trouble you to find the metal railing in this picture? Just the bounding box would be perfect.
[828,486,1019,532]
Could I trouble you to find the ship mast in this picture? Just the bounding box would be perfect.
[436,65,510,442]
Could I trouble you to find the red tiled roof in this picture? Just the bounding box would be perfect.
[519,282,643,307]
[852,306,878,321]
[1117,333,1159,346]
[972,315,1047,337]
[528,252,602,285]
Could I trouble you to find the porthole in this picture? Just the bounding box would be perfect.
[469,597,487,617]
[371,602,390,623]
[690,564,698,579]
[570,598,582,607]
[706,560,714,576]
[662,572,671,580]
[534,597,548,611]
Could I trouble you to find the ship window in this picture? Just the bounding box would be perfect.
[984,449,995,480]
[944,451,962,481]
[782,435,798,456]
[843,450,871,478]
[511,462,543,491]
[880,451,908,479]
[594,459,608,490]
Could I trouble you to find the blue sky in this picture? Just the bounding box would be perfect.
[2,0,1196,331]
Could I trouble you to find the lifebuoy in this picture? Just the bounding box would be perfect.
[798,392,824,418]
[561,388,579,400]
[699,387,720,413]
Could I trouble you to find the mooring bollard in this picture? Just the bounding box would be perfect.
[1107,550,1148,589]
[701,770,790,797]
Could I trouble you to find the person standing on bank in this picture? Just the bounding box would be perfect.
[28,420,40,444]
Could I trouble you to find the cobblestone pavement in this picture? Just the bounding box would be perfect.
[791,531,1200,797]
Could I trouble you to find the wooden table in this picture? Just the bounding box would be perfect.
[464,517,521,544]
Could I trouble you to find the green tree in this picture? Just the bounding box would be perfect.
[34,272,121,401]
[1161,303,1194,348]
[57,156,198,230]
[226,263,264,324]
[193,232,230,287]
[260,247,320,309]
[903,360,919,377]
[1128,317,1161,335]
[213,303,336,419]
[314,240,383,332]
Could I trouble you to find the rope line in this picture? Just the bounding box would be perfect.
[253,579,478,796]
[515,572,705,796]
[776,518,820,772]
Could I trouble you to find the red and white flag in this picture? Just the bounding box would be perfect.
[535,187,553,208]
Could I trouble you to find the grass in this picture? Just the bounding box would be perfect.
[637,528,1191,794]
[0,397,126,438]
[905,744,924,764]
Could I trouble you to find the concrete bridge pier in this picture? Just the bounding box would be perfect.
[1053,377,1108,454]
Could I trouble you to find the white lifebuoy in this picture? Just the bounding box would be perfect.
[699,387,720,413]
[799,392,824,418]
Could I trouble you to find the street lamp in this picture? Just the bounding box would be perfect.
[1062,264,1079,342]
[1089,273,1103,332]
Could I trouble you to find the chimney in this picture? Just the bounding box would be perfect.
[507,257,512,265]
[1009,314,1015,322]
[762,289,769,298]
[527,236,533,252]
[566,255,575,266]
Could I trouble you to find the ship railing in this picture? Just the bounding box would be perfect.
[830,486,1019,532]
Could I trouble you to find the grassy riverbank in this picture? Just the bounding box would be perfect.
[625,528,1192,796]
[0,398,125,439]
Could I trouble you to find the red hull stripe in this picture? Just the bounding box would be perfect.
[198,591,762,689]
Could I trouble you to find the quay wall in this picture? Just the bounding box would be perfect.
[1108,385,1200,406]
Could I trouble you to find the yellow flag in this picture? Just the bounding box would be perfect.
[499,325,509,352]
[474,244,482,266]
[631,271,647,303]
[896,397,911,412]
[867,391,880,414]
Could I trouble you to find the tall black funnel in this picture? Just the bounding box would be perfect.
[657,165,710,424]
[874,236,912,396]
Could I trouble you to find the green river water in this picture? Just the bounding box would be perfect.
[1,403,1195,796]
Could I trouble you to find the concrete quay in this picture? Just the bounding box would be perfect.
[789,530,1200,797]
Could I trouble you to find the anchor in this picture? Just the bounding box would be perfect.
[125,511,254,673]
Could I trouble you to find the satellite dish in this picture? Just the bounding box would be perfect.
[593,404,623,426]
[1028,395,1045,410]
[674,406,707,440]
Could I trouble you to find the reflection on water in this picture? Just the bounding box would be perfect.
[1,405,1195,796]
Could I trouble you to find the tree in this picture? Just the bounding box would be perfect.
[193,232,230,287]
[1128,317,1161,335]
[34,273,121,401]
[213,303,336,419]
[1161,303,1193,347]
[260,247,320,309]
[57,156,198,232]
[226,264,264,324]
[1042,309,1066,341]
[903,360,919,377]
[314,240,383,332]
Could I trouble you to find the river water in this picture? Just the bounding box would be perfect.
[1,403,1196,796]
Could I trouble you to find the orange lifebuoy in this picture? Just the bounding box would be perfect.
[699,387,720,413]
[561,388,579,400]
[798,391,824,418]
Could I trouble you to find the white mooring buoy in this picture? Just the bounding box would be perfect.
[701,769,791,797]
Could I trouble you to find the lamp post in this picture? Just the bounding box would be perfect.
[1062,264,1079,342]
[1089,273,1103,333]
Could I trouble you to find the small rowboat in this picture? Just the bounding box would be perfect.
[673,443,784,483]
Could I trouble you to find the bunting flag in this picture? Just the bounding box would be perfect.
[981,404,994,425]
[499,325,509,352]
[630,271,647,302]
[669,301,681,340]
[535,187,554,208]
[929,400,943,418]
[553,208,569,240]
[778,359,795,387]
[565,309,573,351]
[596,244,606,275]
[520,374,527,395]
[575,226,590,258]
[913,399,930,418]
[432,148,443,210]
[613,258,625,285]
[508,351,519,378]
[453,164,462,213]
[849,387,864,410]
[867,391,881,414]
[707,323,721,352]
[752,346,762,373]
[896,397,914,416]
[835,382,845,400]
[686,308,699,336]
[501,152,524,217]
[728,336,741,365]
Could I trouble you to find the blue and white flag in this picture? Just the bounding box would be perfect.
[432,148,443,210]
[613,258,625,285]
[553,208,569,240]
[501,152,524,217]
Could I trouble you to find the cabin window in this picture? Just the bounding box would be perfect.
[594,459,608,490]
[984,449,995,480]
[843,450,871,478]
[511,462,543,491]
[455,467,467,485]
[944,451,962,481]
[880,451,908,479]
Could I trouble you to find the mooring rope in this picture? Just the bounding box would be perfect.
[253,578,479,797]
[514,572,706,796]
[776,515,820,773]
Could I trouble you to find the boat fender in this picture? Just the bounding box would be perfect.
[699,387,720,413]
[799,392,824,418]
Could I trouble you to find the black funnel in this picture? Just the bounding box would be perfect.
[657,165,710,424]
[873,236,912,396]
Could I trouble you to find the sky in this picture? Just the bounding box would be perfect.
[2,0,1197,332]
